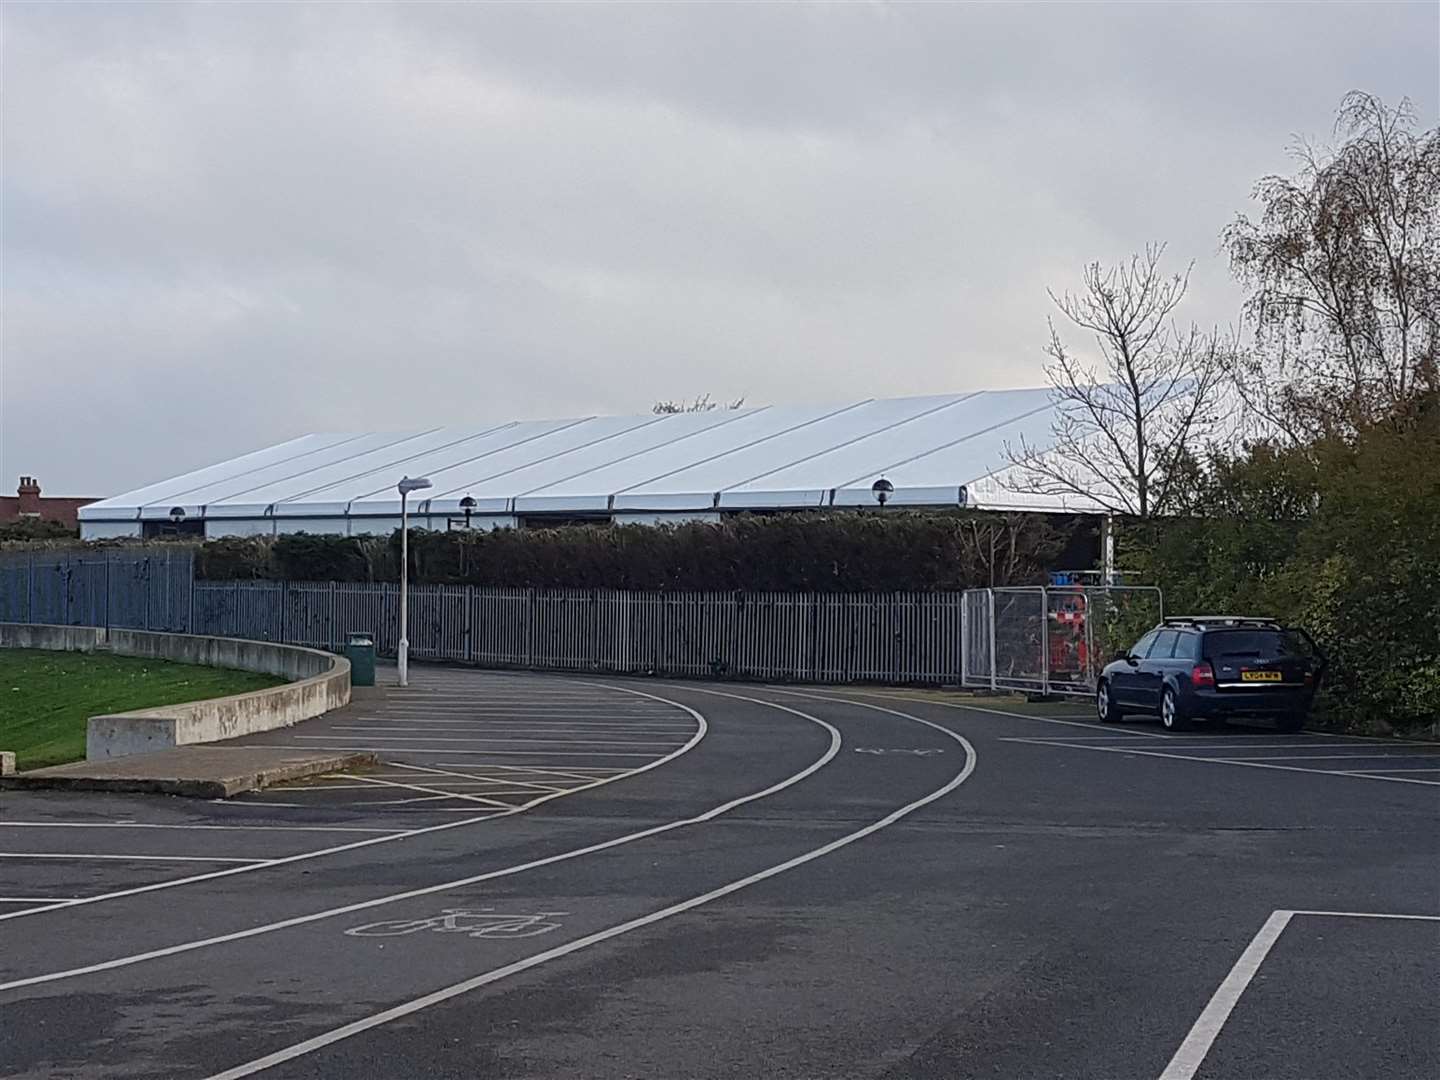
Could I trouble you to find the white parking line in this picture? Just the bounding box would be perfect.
[309,731,685,745]
[329,722,688,731]
[1223,752,1440,761]
[1158,908,1440,1080]
[345,774,514,808]
[0,692,839,993]
[1158,910,1294,1080]
[249,744,665,756]
[804,689,1177,738]
[999,738,1404,751]
[0,822,404,834]
[0,683,706,923]
[1004,738,1440,785]
[0,853,264,864]
[382,762,567,793]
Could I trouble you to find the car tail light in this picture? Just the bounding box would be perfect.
[1304,670,1314,687]
[1191,662,1216,688]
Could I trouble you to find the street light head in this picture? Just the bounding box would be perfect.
[458,495,477,511]
[870,477,894,507]
[397,476,433,496]
[168,506,186,523]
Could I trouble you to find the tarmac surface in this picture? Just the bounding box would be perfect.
[1,666,1436,1080]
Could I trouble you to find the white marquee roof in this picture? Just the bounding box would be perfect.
[81,389,1100,526]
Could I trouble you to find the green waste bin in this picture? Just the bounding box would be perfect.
[345,632,376,687]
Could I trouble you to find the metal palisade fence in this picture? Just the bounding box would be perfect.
[0,554,1162,692]
[0,548,196,631]
[190,582,968,684]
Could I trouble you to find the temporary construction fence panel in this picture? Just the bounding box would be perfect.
[960,585,1164,697]
[0,549,195,631]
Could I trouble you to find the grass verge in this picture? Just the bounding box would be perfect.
[0,649,284,770]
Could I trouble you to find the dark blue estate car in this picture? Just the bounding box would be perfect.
[1096,617,1325,731]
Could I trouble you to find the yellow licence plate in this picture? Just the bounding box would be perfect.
[1241,670,1283,682]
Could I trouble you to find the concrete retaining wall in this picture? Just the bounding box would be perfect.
[0,623,350,760]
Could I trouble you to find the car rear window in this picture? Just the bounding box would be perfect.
[1203,629,1305,661]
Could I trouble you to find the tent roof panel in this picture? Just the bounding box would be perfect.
[81,389,1088,522]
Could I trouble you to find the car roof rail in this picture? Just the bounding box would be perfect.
[1161,615,1283,629]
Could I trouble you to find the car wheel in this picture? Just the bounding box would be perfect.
[1097,681,1123,723]
[1160,686,1189,732]
[1276,710,1307,733]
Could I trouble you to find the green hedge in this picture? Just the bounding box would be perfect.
[196,511,1084,592]
[1122,410,1440,734]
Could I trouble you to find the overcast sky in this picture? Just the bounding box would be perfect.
[2,2,1436,496]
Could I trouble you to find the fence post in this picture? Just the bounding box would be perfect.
[1039,587,1050,696]
[464,584,473,664]
[987,589,997,692]
[525,588,535,669]
[960,594,968,685]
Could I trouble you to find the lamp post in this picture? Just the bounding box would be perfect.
[870,477,894,509]
[396,476,432,688]
[458,495,477,577]
[168,506,186,536]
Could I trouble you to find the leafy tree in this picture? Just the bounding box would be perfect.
[1224,91,1439,441]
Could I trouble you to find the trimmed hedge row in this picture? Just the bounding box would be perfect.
[196,512,1089,592]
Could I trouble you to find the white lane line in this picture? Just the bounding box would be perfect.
[0,694,839,993]
[0,853,265,864]
[0,897,77,904]
[1158,910,1294,1080]
[202,695,976,1080]
[0,821,404,834]
[1335,767,1440,774]
[246,745,664,757]
[1007,738,1440,786]
[345,774,514,808]
[0,684,705,924]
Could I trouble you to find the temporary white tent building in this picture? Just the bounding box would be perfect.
[78,389,1101,540]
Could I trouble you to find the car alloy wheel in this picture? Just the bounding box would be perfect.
[1097,683,1112,722]
[1161,688,1182,731]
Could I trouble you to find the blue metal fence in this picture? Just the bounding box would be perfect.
[0,557,969,684]
[0,549,195,631]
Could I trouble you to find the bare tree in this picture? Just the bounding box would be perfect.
[1004,245,1226,518]
[652,393,746,414]
[1224,91,1439,440]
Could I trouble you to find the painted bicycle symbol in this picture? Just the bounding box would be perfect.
[345,908,568,940]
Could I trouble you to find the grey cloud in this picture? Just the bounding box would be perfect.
[2,1,1435,494]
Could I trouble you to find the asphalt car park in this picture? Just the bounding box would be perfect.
[1,668,1435,1079]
